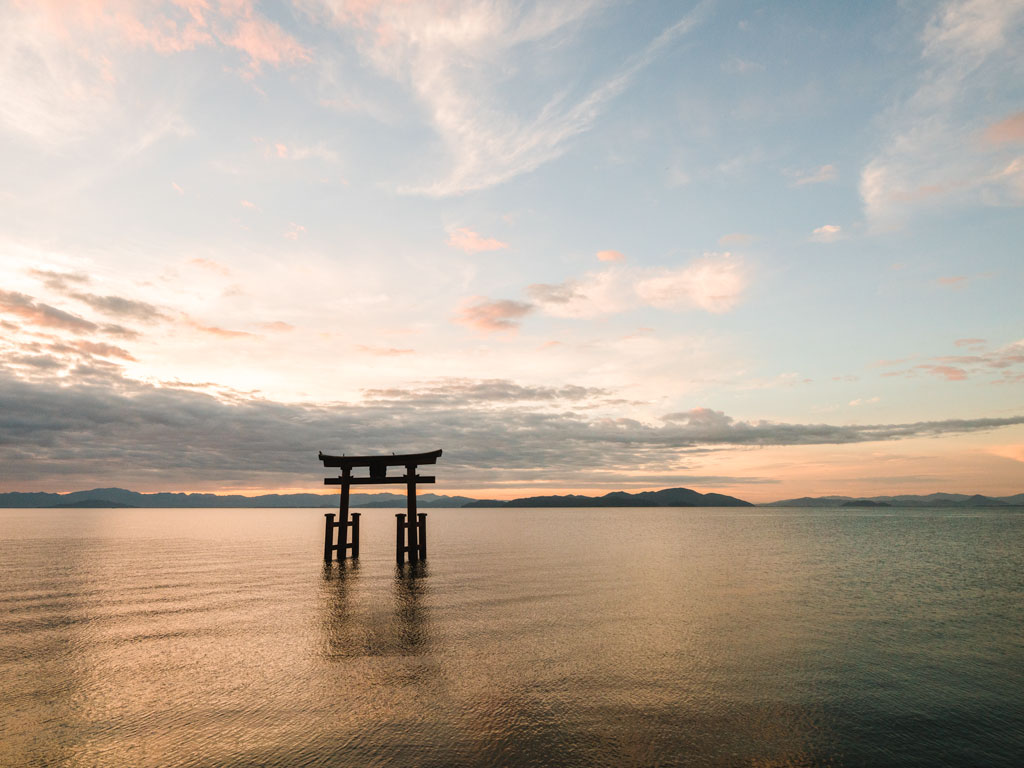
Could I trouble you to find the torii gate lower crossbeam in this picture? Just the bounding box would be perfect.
[319,449,442,564]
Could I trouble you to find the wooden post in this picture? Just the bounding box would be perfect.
[395,513,406,564]
[337,468,351,558]
[417,513,427,559]
[406,465,418,563]
[350,512,360,558]
[323,513,336,561]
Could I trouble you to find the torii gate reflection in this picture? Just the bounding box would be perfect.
[319,449,442,564]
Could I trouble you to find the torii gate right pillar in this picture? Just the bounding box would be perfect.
[395,463,427,564]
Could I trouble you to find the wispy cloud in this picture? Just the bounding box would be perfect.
[860,0,1024,224]
[354,345,415,356]
[0,290,98,333]
[0,0,308,145]
[529,253,747,318]
[596,250,625,262]
[447,227,509,253]
[984,111,1024,143]
[69,293,167,323]
[717,233,753,246]
[455,297,533,332]
[529,268,630,318]
[2,370,1021,491]
[634,253,746,314]
[792,164,837,186]
[310,0,709,195]
[810,224,842,242]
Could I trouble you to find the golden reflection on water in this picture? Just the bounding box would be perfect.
[1,507,1022,767]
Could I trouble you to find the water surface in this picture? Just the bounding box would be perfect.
[2,507,1022,767]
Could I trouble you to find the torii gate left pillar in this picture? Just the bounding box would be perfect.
[319,449,442,564]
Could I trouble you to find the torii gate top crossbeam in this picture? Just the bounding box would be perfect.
[318,449,442,470]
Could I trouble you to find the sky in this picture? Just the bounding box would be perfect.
[0,0,1022,502]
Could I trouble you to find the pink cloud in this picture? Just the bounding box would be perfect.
[954,338,986,347]
[274,143,288,158]
[635,253,746,314]
[70,340,137,361]
[596,249,625,262]
[240,199,256,209]
[917,364,968,381]
[810,224,842,242]
[0,290,98,333]
[257,321,294,332]
[985,111,1024,144]
[792,164,837,186]
[455,298,532,332]
[171,181,184,194]
[184,317,253,338]
[446,227,509,253]
[16,0,308,77]
[223,15,310,73]
[188,257,230,276]
[354,344,415,356]
[718,233,753,246]
[284,223,305,240]
[938,276,967,285]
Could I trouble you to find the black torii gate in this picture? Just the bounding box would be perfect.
[319,449,442,564]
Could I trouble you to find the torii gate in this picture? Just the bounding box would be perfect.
[319,449,442,564]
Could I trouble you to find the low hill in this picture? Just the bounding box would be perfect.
[765,493,1021,508]
[0,488,474,508]
[463,487,752,508]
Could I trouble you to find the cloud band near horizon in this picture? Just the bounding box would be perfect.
[1,371,1021,494]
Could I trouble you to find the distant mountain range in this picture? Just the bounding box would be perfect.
[0,486,751,508]
[763,493,1024,508]
[0,488,475,509]
[463,487,753,507]
[1,487,1021,509]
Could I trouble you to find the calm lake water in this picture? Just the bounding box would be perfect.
[1,506,1022,767]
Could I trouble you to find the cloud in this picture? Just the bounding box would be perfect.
[792,164,837,186]
[0,290,98,333]
[271,142,339,161]
[258,321,295,332]
[309,1,708,195]
[917,364,969,381]
[362,379,607,406]
[446,227,509,253]
[1,370,1022,491]
[860,0,1024,224]
[985,111,1024,143]
[634,253,746,313]
[849,397,881,406]
[70,293,167,322]
[810,224,842,242]
[221,12,311,74]
[189,257,231,276]
[29,270,91,291]
[354,345,415,356]
[528,268,630,318]
[938,275,967,285]
[241,200,257,209]
[717,233,753,246]
[171,181,184,194]
[0,0,308,146]
[875,338,1024,383]
[184,318,254,338]
[596,250,625,262]
[284,223,306,240]
[528,253,748,319]
[455,298,533,332]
